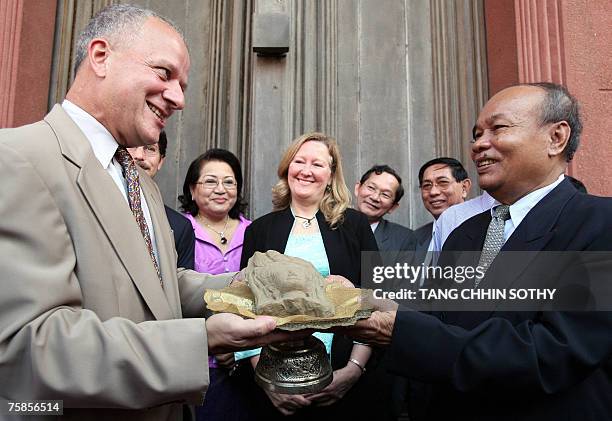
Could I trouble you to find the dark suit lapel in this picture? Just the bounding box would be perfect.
[374,219,389,248]
[443,183,574,326]
[416,222,434,251]
[486,179,576,293]
[47,105,173,321]
[316,212,343,275]
[413,222,433,264]
[437,212,488,272]
[275,207,295,253]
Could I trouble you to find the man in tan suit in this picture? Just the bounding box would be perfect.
[0,5,293,420]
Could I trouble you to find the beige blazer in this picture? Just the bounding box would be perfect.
[0,105,231,421]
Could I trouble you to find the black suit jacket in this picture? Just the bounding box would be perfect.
[413,221,433,265]
[374,218,416,255]
[164,205,195,270]
[387,179,612,420]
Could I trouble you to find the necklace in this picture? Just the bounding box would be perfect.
[290,206,317,228]
[198,214,229,245]
[294,214,316,228]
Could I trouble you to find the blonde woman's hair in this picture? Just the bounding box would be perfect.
[272,132,351,228]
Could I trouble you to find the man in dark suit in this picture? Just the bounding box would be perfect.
[354,164,416,259]
[345,83,612,420]
[129,130,195,269]
[414,158,472,264]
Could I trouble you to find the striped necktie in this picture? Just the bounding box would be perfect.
[114,147,162,286]
[474,205,511,288]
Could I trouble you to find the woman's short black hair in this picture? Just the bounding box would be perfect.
[178,148,248,219]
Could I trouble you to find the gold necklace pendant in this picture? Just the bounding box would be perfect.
[199,214,229,245]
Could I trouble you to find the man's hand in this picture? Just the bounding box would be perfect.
[205,313,300,354]
[325,275,354,288]
[305,364,362,406]
[264,390,312,416]
[341,310,397,346]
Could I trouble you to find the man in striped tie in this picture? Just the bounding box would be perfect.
[343,83,612,420]
[0,5,300,420]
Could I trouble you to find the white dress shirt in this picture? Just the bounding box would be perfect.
[61,100,159,263]
[370,221,380,233]
[495,173,565,242]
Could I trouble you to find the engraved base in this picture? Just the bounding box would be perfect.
[254,335,332,394]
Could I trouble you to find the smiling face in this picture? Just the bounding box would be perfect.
[127,143,164,178]
[101,17,189,147]
[190,160,238,220]
[471,86,565,204]
[287,141,333,207]
[354,172,400,223]
[420,164,469,219]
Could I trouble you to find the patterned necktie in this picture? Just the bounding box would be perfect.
[114,147,162,286]
[474,205,511,288]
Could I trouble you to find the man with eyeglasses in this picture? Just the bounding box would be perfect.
[354,165,416,257]
[414,157,472,265]
[128,131,195,270]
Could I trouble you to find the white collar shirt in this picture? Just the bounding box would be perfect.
[61,100,159,263]
[370,221,380,233]
[492,173,566,242]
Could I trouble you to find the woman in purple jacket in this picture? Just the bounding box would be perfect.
[179,148,251,421]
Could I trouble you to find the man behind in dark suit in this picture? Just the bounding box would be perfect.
[344,82,612,420]
[354,164,416,256]
[414,158,472,264]
[354,164,416,417]
[128,131,195,270]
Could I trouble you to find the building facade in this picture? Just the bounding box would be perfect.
[1,0,610,228]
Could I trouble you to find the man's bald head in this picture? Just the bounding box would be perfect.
[67,5,190,148]
[73,4,185,73]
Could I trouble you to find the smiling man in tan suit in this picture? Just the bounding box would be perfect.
[0,5,292,420]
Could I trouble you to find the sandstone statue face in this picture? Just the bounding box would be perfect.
[244,251,335,318]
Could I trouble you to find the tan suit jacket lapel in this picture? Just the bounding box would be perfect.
[45,105,174,320]
[140,173,183,319]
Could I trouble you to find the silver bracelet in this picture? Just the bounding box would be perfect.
[348,358,366,373]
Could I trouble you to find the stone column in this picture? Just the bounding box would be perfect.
[247,0,488,226]
[430,0,489,197]
[0,0,57,128]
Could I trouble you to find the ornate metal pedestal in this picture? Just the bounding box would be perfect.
[254,335,332,394]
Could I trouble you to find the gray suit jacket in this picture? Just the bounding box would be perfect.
[0,105,230,421]
[374,218,417,266]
